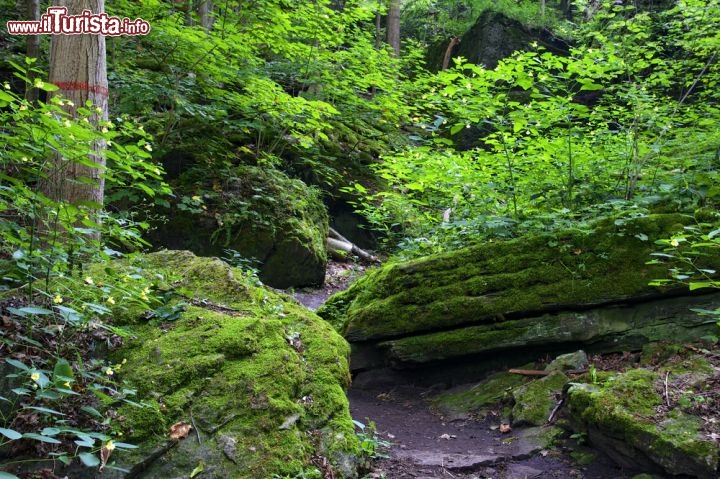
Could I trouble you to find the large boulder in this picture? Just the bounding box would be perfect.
[94,251,359,478]
[426,10,569,73]
[565,365,720,478]
[149,165,329,289]
[318,213,720,378]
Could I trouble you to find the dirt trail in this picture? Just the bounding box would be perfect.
[291,263,633,479]
[348,386,630,479]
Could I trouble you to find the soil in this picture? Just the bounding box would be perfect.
[290,261,367,310]
[347,384,633,479]
[291,261,636,479]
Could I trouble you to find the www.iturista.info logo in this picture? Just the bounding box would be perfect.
[7,7,150,36]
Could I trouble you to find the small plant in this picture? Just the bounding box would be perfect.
[589,365,598,385]
[570,431,588,445]
[221,248,262,286]
[353,418,392,468]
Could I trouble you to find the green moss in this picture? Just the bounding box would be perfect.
[432,371,527,416]
[96,251,359,478]
[566,368,720,478]
[570,450,596,466]
[149,165,329,288]
[117,398,167,440]
[512,371,569,426]
[320,214,717,342]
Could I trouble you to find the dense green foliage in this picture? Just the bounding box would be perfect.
[350,0,720,257]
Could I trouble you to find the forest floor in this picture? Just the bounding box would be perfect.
[348,385,630,479]
[291,261,634,479]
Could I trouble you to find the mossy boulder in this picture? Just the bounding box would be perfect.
[93,251,359,478]
[149,165,329,288]
[318,214,720,372]
[511,371,568,427]
[432,371,526,419]
[564,367,720,478]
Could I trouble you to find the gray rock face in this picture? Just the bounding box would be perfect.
[546,351,589,373]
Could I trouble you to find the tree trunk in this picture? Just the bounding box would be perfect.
[45,0,108,233]
[386,0,400,57]
[25,0,40,102]
[198,0,214,31]
[441,36,460,71]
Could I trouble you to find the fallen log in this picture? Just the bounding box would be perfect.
[327,227,380,263]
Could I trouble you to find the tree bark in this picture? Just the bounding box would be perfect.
[441,37,460,71]
[198,0,214,32]
[44,0,108,231]
[386,0,400,57]
[327,227,380,263]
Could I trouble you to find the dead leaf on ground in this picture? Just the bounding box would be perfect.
[169,421,193,440]
[99,443,113,472]
[499,423,512,433]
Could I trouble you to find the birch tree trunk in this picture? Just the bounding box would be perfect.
[387,0,400,57]
[45,0,108,233]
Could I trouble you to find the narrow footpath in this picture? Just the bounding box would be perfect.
[291,261,634,479]
[348,384,630,479]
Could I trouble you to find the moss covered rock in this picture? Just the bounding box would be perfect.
[96,251,358,478]
[511,371,568,427]
[564,368,720,478]
[149,165,329,288]
[432,371,526,418]
[318,214,720,371]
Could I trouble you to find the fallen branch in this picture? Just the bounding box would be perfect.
[508,369,551,376]
[548,398,565,424]
[664,371,671,407]
[126,441,178,479]
[327,227,379,263]
[685,344,720,360]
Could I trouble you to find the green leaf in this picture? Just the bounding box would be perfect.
[5,358,29,371]
[80,405,103,418]
[190,461,204,478]
[23,433,62,444]
[25,406,65,416]
[53,358,74,385]
[113,442,139,449]
[79,452,100,467]
[29,370,50,389]
[689,282,714,291]
[0,427,23,440]
[7,306,53,316]
[40,82,59,92]
[75,438,95,448]
[579,81,603,91]
[449,123,464,135]
[0,91,15,103]
[0,472,21,479]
